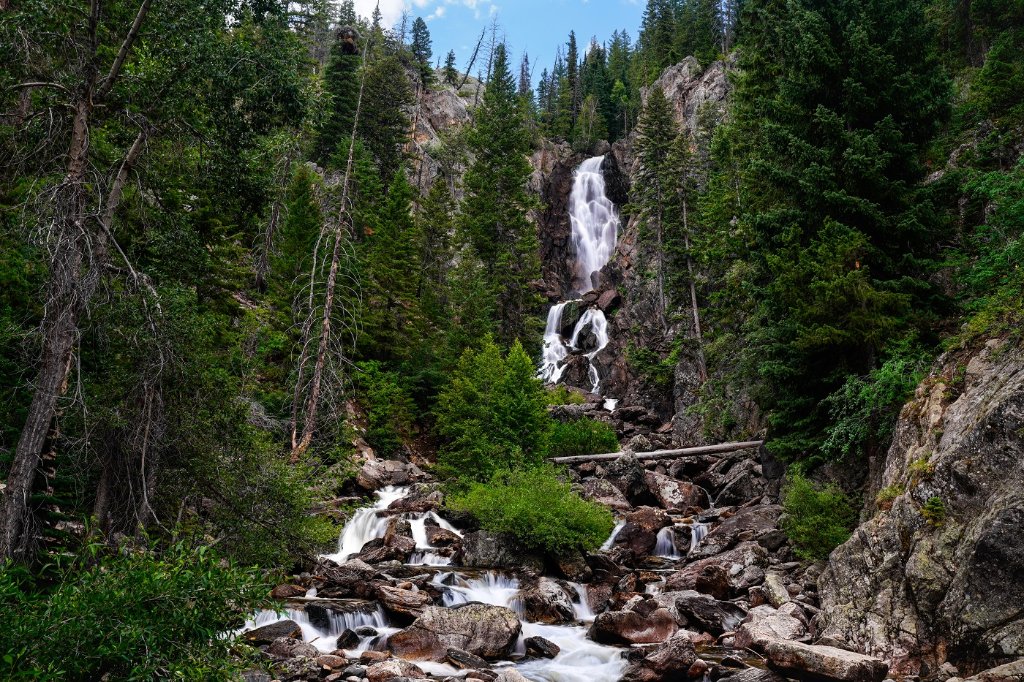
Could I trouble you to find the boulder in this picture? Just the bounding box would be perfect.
[734,605,808,649]
[657,590,747,635]
[365,658,426,682]
[316,654,347,669]
[597,288,621,311]
[317,558,377,598]
[644,471,710,511]
[376,585,434,620]
[356,459,425,491]
[425,525,462,547]
[267,636,319,659]
[758,639,888,682]
[614,506,672,556]
[242,619,301,646]
[688,505,783,560]
[589,606,678,645]
[959,659,1024,682]
[621,632,699,682]
[271,584,307,599]
[446,647,490,670]
[718,669,790,682]
[666,541,768,598]
[762,572,791,608]
[521,578,576,624]
[388,604,522,661]
[603,454,649,502]
[524,636,561,659]
[495,669,533,682]
[579,478,633,512]
[457,530,545,573]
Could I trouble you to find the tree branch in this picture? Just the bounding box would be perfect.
[95,0,153,101]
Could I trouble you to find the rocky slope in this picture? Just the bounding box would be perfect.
[817,339,1024,679]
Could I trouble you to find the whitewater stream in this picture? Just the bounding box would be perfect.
[538,156,619,399]
[238,486,639,681]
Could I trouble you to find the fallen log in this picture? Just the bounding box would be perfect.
[548,440,764,464]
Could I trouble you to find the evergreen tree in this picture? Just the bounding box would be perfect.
[316,32,362,166]
[444,49,459,85]
[358,54,415,183]
[565,31,582,129]
[713,0,950,459]
[459,43,542,346]
[410,17,433,85]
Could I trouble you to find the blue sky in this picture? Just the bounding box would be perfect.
[352,0,645,85]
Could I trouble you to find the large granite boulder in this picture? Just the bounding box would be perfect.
[620,632,699,682]
[387,603,522,661]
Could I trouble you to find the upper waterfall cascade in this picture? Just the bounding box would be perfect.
[538,156,620,396]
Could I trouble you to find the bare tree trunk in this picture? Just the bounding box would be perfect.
[255,147,295,291]
[0,0,153,560]
[458,28,486,91]
[682,198,707,383]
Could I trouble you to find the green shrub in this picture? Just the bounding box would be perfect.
[447,465,615,555]
[546,418,619,458]
[546,384,586,405]
[781,471,858,560]
[0,543,272,681]
[922,496,947,525]
[434,338,550,482]
[875,484,903,511]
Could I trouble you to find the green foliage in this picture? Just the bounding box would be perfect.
[447,465,615,555]
[0,544,272,680]
[819,344,930,461]
[922,496,947,525]
[546,385,587,405]
[781,471,857,560]
[353,361,416,458]
[434,338,550,482]
[875,484,903,511]
[411,17,433,84]
[546,419,620,459]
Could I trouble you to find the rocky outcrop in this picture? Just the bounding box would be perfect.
[456,529,545,573]
[818,340,1024,676]
[387,603,522,662]
[621,632,699,682]
[520,578,577,624]
[589,602,679,645]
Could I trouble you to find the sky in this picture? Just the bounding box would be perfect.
[351,0,646,85]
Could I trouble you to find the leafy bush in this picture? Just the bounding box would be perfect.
[447,465,615,555]
[546,419,619,458]
[875,484,903,511]
[781,471,858,560]
[820,344,929,461]
[354,361,416,458]
[546,384,586,405]
[434,338,550,482]
[0,544,272,681]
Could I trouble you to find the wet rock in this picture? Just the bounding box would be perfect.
[688,505,783,560]
[818,342,1024,675]
[356,459,425,491]
[621,632,699,682]
[425,526,462,547]
[715,458,768,506]
[317,654,348,669]
[271,584,308,599]
[495,670,533,682]
[555,549,593,582]
[759,639,889,682]
[689,659,710,679]
[341,664,366,678]
[603,454,649,502]
[335,629,360,649]
[762,572,791,608]
[456,530,545,573]
[644,471,710,511]
[365,659,426,682]
[665,541,769,598]
[521,578,576,624]
[589,606,679,645]
[445,647,490,670]
[657,590,747,635]
[376,584,433,620]
[243,619,301,646]
[524,636,561,659]
[386,488,443,514]
[268,636,320,660]
[958,659,1024,682]
[614,506,672,556]
[275,656,324,680]
[388,604,522,661]
[734,605,808,649]
[579,478,633,512]
[597,288,621,311]
[718,669,789,682]
[318,558,378,598]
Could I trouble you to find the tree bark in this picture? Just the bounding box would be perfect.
[682,199,707,383]
[548,440,765,464]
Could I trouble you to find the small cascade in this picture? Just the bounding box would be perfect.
[654,526,682,559]
[323,486,408,564]
[538,155,620,401]
[690,520,709,553]
[240,604,390,653]
[599,520,626,551]
[568,582,595,621]
[432,571,523,614]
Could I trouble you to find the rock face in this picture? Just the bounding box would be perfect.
[387,603,522,662]
[521,578,576,624]
[621,632,699,682]
[758,639,889,682]
[818,340,1024,676]
[456,529,545,573]
[589,605,679,645]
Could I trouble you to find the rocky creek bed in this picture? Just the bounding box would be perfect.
[235,438,899,682]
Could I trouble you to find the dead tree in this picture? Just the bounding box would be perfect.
[0,0,154,562]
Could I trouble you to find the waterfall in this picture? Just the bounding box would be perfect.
[654,526,682,559]
[538,155,620,398]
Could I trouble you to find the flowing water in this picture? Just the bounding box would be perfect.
[538,156,620,397]
[239,487,628,681]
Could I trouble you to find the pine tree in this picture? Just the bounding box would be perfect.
[565,31,582,130]
[316,33,362,166]
[358,54,415,183]
[460,43,541,346]
[444,50,459,85]
[411,17,433,85]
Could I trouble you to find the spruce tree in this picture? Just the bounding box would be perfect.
[444,50,459,85]
[410,17,433,85]
[316,33,361,166]
[358,54,415,183]
[459,43,541,346]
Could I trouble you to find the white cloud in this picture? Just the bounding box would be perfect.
[352,0,493,27]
